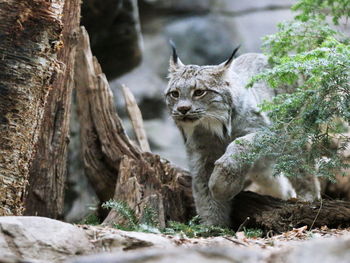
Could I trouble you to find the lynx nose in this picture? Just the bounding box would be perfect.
[177,105,191,114]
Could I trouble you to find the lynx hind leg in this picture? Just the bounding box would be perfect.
[248,165,297,200]
[289,173,321,201]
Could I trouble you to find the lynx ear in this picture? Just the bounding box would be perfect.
[210,45,240,78]
[169,40,184,73]
[219,45,240,69]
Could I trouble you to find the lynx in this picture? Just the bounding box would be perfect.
[165,45,321,227]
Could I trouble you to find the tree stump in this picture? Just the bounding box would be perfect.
[74,27,194,224]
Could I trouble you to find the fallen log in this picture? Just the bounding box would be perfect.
[231,191,350,233]
[74,26,350,234]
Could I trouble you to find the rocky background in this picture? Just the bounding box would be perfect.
[65,0,295,221]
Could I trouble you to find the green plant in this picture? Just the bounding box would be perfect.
[163,216,235,238]
[102,200,234,237]
[245,0,350,180]
[102,200,161,233]
[78,214,101,225]
[243,227,263,238]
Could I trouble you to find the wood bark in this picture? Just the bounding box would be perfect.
[231,191,350,233]
[75,27,140,203]
[102,154,195,227]
[121,85,151,152]
[0,0,66,216]
[24,0,81,218]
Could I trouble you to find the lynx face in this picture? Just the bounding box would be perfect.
[165,45,240,139]
[165,65,234,139]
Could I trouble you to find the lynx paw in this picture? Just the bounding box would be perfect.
[209,160,244,201]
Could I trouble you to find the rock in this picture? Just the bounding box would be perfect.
[212,0,294,13]
[66,246,265,263]
[272,236,350,263]
[82,225,175,253]
[222,9,294,52]
[0,217,93,263]
[1,218,350,263]
[65,95,99,223]
[81,0,142,79]
[110,62,167,119]
[164,16,239,67]
[143,118,188,168]
[140,0,212,13]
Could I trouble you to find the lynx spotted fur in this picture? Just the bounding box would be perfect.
[165,46,321,227]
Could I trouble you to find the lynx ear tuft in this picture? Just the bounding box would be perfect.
[224,45,240,68]
[170,39,179,64]
[169,40,184,73]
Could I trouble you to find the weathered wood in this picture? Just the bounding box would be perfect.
[231,191,350,233]
[75,27,140,203]
[102,153,195,226]
[75,27,195,223]
[0,0,65,216]
[24,0,81,219]
[122,85,151,152]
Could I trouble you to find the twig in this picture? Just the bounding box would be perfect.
[236,217,250,232]
[310,197,323,230]
[121,84,151,152]
[223,236,248,246]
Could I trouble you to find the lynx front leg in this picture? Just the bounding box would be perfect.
[192,176,232,227]
[209,134,255,202]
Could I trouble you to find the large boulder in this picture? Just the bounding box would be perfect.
[164,16,239,67]
[81,0,142,79]
[212,0,294,13]
[0,217,93,263]
[140,0,212,13]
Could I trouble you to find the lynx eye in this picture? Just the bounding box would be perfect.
[193,89,207,97]
[169,90,180,99]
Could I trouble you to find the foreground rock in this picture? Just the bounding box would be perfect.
[67,247,264,263]
[69,227,350,263]
[67,235,350,263]
[0,217,93,263]
[1,217,350,263]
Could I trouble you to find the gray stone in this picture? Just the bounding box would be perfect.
[164,16,240,67]
[82,226,175,253]
[65,94,99,223]
[143,118,188,168]
[140,0,212,13]
[81,0,142,79]
[110,61,167,119]
[213,0,294,13]
[223,9,294,52]
[273,236,350,263]
[66,246,265,263]
[0,217,93,263]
